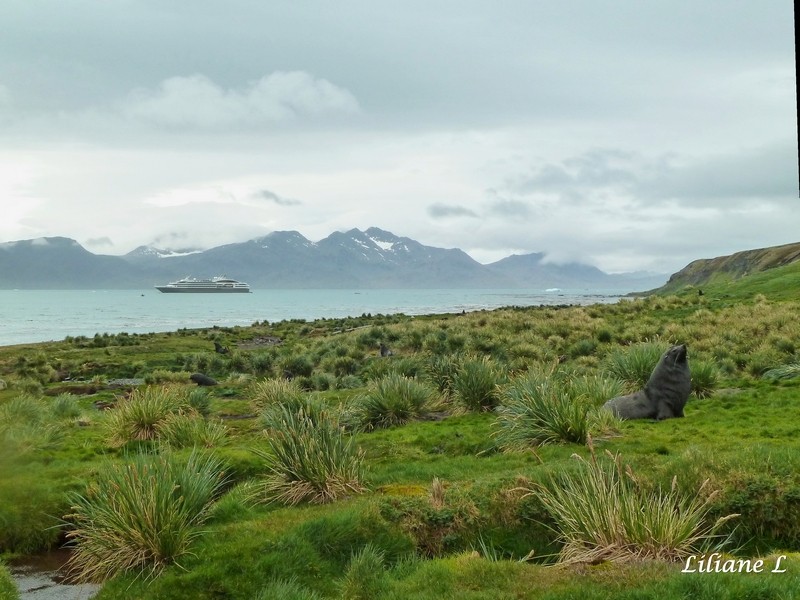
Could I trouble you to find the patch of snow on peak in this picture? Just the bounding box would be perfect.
[369,237,395,252]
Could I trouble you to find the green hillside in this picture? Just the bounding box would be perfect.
[648,241,800,298]
[1,265,800,599]
[660,259,800,303]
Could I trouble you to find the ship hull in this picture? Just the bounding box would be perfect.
[155,287,251,293]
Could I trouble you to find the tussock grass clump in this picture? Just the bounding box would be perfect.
[103,386,189,447]
[530,443,737,565]
[249,378,305,411]
[11,378,44,396]
[0,562,17,600]
[144,369,193,384]
[1,422,64,459]
[494,373,591,449]
[255,579,322,600]
[425,354,462,396]
[568,374,626,406]
[279,354,314,379]
[451,356,502,411]
[339,544,388,600]
[0,394,48,424]
[387,356,427,379]
[157,412,228,448]
[602,341,665,388]
[347,374,441,431]
[763,362,800,381]
[66,450,228,582]
[0,395,65,458]
[187,387,212,417]
[50,393,83,420]
[258,403,366,505]
[181,352,225,374]
[690,360,719,398]
[249,351,275,376]
[0,473,65,553]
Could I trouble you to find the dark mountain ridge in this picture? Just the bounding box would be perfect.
[0,229,667,290]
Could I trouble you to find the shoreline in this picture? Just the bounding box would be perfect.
[0,288,627,348]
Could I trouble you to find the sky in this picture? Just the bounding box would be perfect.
[0,1,797,274]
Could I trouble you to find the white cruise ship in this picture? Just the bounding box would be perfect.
[155,276,251,293]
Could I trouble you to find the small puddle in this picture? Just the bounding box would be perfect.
[9,549,100,600]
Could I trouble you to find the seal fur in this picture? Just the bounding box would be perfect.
[603,344,691,420]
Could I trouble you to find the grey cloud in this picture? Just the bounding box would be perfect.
[639,141,798,205]
[254,189,302,207]
[503,142,797,212]
[1,2,791,131]
[507,148,641,196]
[84,236,113,247]
[427,203,479,219]
[120,72,360,130]
[487,199,532,218]
[151,231,191,246]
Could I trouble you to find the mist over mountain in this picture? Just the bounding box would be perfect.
[0,228,667,290]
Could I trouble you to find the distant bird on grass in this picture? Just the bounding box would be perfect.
[379,343,394,357]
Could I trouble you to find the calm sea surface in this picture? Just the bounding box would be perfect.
[0,288,629,347]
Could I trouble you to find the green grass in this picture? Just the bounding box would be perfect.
[254,578,323,600]
[339,544,389,599]
[0,562,18,600]
[1,266,800,598]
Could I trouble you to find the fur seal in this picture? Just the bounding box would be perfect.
[190,372,218,386]
[603,344,691,420]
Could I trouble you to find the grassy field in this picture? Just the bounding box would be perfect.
[1,264,800,599]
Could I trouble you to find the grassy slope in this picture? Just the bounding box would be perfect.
[649,242,800,297]
[1,270,800,598]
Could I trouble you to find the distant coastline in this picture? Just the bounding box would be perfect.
[0,287,627,346]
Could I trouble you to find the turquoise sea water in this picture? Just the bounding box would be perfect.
[0,288,628,347]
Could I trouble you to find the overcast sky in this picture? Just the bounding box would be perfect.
[0,1,796,273]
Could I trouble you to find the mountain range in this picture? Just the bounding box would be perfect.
[0,227,667,290]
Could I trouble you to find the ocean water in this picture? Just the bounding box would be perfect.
[0,288,629,347]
